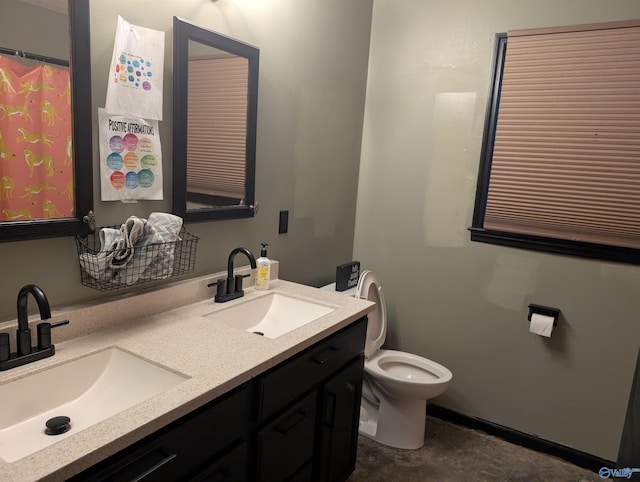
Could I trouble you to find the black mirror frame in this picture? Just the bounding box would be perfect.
[172,17,259,222]
[0,0,93,242]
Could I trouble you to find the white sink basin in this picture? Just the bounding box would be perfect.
[204,293,335,339]
[0,347,187,462]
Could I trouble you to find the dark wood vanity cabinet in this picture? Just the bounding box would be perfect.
[71,383,253,482]
[72,316,367,482]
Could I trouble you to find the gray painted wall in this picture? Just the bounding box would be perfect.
[0,1,68,61]
[0,0,372,321]
[354,0,640,461]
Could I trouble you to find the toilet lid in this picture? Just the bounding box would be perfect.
[356,270,387,358]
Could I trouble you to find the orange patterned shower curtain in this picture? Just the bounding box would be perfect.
[0,55,73,221]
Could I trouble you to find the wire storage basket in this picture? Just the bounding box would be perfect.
[75,227,198,291]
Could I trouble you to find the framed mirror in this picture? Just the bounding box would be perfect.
[172,17,259,222]
[0,0,93,242]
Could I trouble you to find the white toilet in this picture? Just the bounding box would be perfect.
[330,270,453,450]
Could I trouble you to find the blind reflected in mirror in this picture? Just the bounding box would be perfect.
[186,40,249,210]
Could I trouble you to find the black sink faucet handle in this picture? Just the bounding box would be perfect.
[0,333,9,362]
[208,278,227,299]
[234,274,251,293]
[37,320,69,351]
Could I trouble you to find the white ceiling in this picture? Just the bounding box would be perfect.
[20,0,67,15]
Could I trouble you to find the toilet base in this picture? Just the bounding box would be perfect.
[359,397,427,449]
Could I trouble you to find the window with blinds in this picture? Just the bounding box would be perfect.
[471,20,640,264]
[187,54,249,201]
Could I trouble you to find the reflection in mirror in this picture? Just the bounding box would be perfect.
[0,47,72,222]
[187,41,248,209]
[0,0,92,241]
[173,17,259,222]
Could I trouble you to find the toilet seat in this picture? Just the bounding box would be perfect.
[356,270,387,358]
[355,270,452,388]
[366,349,452,385]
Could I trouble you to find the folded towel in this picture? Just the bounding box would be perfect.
[141,213,184,280]
[148,212,183,242]
[110,216,162,285]
[78,227,123,283]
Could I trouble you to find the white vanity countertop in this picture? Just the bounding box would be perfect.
[0,271,374,482]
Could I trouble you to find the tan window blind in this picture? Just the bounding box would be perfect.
[187,54,249,200]
[484,20,640,249]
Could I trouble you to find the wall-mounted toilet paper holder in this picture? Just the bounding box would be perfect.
[528,304,560,326]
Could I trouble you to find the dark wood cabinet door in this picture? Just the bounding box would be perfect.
[256,391,317,481]
[315,356,364,482]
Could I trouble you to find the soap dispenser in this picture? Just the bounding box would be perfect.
[255,243,271,290]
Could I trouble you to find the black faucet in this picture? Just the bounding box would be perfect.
[209,247,257,303]
[0,284,69,371]
[17,284,51,356]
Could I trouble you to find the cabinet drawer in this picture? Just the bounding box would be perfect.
[191,442,248,482]
[74,383,252,482]
[256,391,317,481]
[257,317,367,422]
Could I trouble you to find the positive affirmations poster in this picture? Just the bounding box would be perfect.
[98,108,163,201]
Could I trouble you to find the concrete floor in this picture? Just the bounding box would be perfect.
[349,416,599,482]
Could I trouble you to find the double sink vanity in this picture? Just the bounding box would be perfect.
[0,264,373,481]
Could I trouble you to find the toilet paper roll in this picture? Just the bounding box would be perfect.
[529,313,555,337]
